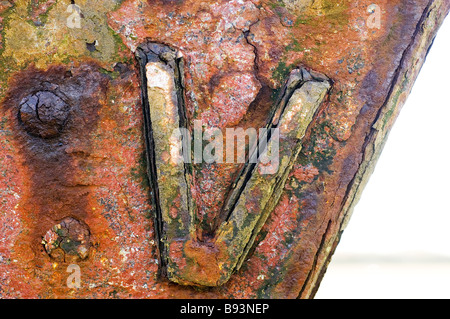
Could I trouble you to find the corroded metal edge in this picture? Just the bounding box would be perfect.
[301,0,450,299]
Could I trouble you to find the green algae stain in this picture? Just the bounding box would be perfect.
[285,38,305,53]
[268,0,286,10]
[130,152,150,190]
[298,121,336,175]
[292,0,350,30]
[271,60,291,99]
[381,74,409,131]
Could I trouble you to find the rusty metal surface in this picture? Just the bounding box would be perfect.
[0,0,448,298]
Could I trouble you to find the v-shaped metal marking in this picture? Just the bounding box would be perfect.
[136,42,331,286]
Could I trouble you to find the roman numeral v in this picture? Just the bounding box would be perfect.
[136,42,331,286]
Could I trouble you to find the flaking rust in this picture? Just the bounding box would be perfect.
[137,42,331,287]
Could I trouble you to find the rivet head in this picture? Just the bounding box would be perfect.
[42,217,91,261]
[19,91,69,138]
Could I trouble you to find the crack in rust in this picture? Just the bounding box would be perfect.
[297,219,332,299]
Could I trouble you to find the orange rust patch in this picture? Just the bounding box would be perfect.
[178,239,229,286]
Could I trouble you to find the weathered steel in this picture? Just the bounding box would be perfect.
[0,0,447,298]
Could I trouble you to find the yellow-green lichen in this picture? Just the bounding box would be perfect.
[1,0,127,69]
[293,0,350,30]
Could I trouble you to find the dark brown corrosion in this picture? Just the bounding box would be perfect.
[1,62,109,263]
[19,91,70,138]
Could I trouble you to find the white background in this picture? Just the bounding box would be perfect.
[316,16,450,298]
